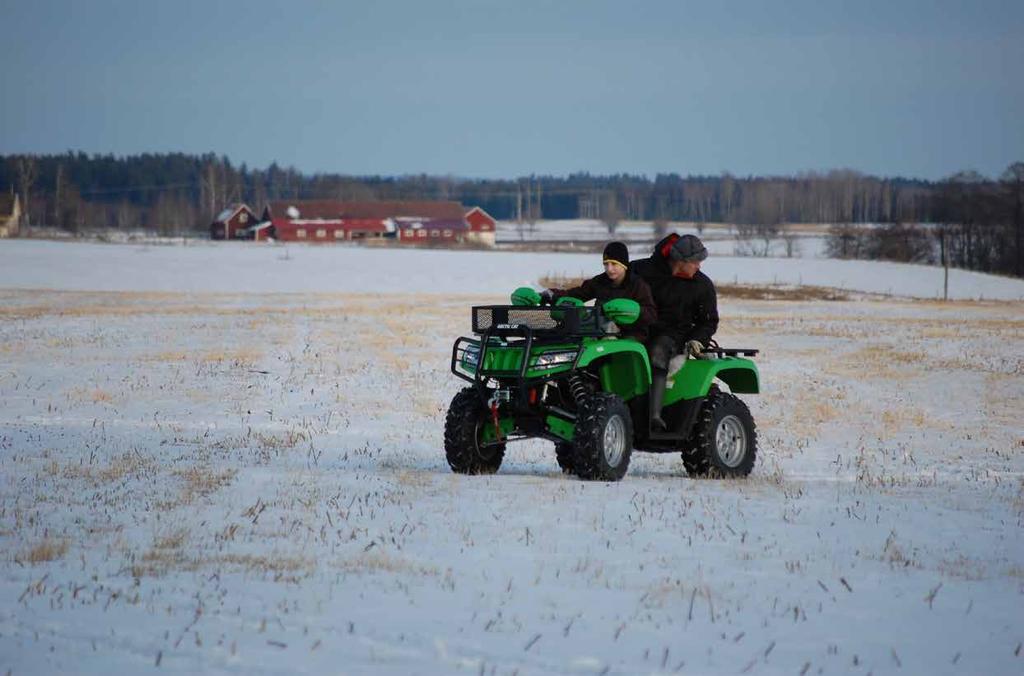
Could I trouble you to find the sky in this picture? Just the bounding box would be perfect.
[1,0,1022,180]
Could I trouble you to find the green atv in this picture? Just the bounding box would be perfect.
[444,288,761,481]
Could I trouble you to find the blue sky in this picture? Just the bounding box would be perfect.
[1,0,1021,179]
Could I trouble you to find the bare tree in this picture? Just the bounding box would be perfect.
[719,173,736,222]
[200,157,221,220]
[870,223,933,263]
[652,217,669,241]
[601,190,621,235]
[825,223,865,259]
[1001,162,1024,277]
[116,200,139,231]
[780,223,801,258]
[15,155,37,228]
[733,181,780,256]
[53,163,63,227]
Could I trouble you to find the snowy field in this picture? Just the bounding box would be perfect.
[496,220,830,259]
[1,240,1023,675]
[3,239,1024,301]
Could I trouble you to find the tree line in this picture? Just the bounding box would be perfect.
[2,152,1022,277]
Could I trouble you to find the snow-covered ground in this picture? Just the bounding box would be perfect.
[2,239,1023,301]
[1,240,1022,675]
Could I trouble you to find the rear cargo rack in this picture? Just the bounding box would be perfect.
[703,340,759,357]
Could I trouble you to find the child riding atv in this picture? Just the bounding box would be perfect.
[538,241,657,341]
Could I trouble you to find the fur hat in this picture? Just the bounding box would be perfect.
[669,234,708,262]
[602,241,629,268]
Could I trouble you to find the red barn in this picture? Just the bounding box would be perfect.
[262,200,467,222]
[395,218,470,243]
[251,200,496,246]
[268,217,392,242]
[464,206,497,246]
[210,203,258,240]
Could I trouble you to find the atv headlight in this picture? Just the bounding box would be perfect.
[533,350,578,369]
[462,344,481,367]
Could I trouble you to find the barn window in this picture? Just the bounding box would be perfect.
[334,230,344,239]
[417,229,427,238]
[297,229,307,238]
[443,229,452,237]
[430,230,440,237]
[239,212,249,223]
[316,228,327,238]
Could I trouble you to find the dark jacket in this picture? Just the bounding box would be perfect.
[630,235,719,347]
[551,270,657,340]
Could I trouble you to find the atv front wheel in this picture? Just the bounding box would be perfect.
[683,389,757,478]
[444,387,506,474]
[573,393,633,481]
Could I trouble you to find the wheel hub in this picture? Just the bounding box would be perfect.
[603,414,627,467]
[474,422,502,459]
[715,414,747,468]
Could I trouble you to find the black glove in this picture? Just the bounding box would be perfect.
[539,289,555,305]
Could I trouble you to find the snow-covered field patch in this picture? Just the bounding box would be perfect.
[497,220,830,258]
[2,239,1024,301]
[1,242,1022,675]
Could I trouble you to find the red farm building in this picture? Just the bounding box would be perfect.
[394,217,469,243]
[266,217,392,243]
[245,200,497,246]
[210,203,259,240]
[464,206,497,246]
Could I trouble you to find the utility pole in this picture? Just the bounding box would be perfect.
[941,228,949,301]
[535,181,542,223]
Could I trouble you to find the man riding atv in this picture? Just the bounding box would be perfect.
[631,233,718,431]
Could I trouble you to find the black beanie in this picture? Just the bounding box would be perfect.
[602,241,629,267]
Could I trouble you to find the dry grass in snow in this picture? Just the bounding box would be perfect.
[0,285,1021,675]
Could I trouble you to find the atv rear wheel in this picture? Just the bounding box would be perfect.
[683,389,756,478]
[573,393,633,481]
[444,387,506,474]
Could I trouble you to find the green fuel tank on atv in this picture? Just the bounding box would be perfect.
[662,356,760,406]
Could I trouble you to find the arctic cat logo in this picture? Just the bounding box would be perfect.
[496,323,522,329]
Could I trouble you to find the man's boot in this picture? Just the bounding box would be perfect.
[650,369,668,432]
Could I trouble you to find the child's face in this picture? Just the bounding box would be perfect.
[604,261,626,283]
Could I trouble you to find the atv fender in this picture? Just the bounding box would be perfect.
[665,357,760,405]
[576,339,651,401]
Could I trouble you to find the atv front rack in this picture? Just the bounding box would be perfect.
[471,305,606,338]
[452,304,605,400]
